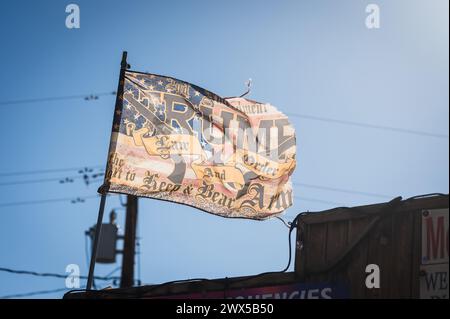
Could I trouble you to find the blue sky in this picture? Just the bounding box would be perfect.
[0,0,448,298]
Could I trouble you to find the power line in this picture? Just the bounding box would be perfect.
[0,194,341,210]
[0,91,116,106]
[0,267,120,281]
[0,167,380,208]
[0,173,104,187]
[0,165,103,177]
[274,216,291,228]
[294,196,345,206]
[286,112,449,139]
[0,164,391,200]
[0,182,346,209]
[0,287,72,299]
[0,90,446,139]
[0,175,83,186]
[293,182,391,199]
[104,267,122,278]
[0,195,101,208]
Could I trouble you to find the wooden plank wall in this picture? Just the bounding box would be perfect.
[295,195,449,299]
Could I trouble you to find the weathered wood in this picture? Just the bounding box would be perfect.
[295,194,448,299]
[294,221,308,280]
[390,210,414,298]
[299,196,448,224]
[326,221,349,265]
[365,214,393,298]
[304,223,328,283]
[345,216,371,298]
[322,220,349,290]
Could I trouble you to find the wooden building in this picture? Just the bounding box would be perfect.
[295,194,448,298]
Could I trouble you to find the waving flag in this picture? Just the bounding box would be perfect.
[99,70,296,220]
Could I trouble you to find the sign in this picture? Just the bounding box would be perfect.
[420,263,448,299]
[100,71,296,220]
[153,283,349,299]
[420,209,449,299]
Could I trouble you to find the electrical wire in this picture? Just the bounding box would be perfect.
[0,90,447,138]
[293,182,391,199]
[0,91,116,106]
[0,193,342,212]
[294,196,345,206]
[274,216,290,229]
[228,213,299,282]
[104,267,122,279]
[0,195,101,208]
[0,175,84,186]
[286,112,448,139]
[0,163,432,207]
[0,287,74,299]
[0,267,119,281]
[0,165,103,177]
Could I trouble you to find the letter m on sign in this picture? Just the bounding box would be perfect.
[421,209,449,265]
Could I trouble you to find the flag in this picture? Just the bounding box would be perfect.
[99,70,296,220]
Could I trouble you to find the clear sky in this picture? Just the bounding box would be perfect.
[0,0,448,298]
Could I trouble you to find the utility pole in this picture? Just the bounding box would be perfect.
[120,195,138,288]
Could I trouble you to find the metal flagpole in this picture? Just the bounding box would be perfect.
[86,193,106,290]
[86,51,129,290]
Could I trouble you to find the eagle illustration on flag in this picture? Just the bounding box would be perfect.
[99,70,296,220]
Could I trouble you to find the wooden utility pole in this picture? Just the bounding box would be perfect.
[120,195,138,288]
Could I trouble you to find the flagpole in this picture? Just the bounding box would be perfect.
[86,193,106,290]
[86,51,129,290]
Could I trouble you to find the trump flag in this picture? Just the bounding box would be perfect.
[99,70,296,220]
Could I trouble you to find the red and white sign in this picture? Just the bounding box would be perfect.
[421,209,449,265]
